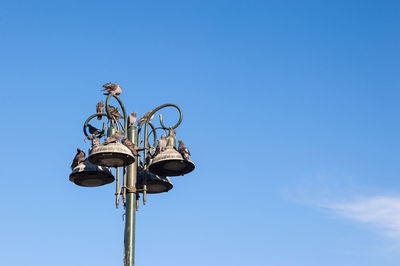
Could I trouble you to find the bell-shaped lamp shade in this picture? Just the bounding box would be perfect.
[69,159,115,187]
[136,167,173,194]
[148,146,195,177]
[88,142,134,167]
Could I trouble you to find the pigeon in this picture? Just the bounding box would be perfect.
[137,110,155,124]
[87,124,103,135]
[102,82,122,96]
[104,131,124,145]
[96,100,104,120]
[109,105,123,119]
[128,112,137,127]
[122,138,139,156]
[178,140,191,160]
[153,134,167,158]
[167,129,176,147]
[87,134,101,147]
[169,128,176,137]
[71,148,85,169]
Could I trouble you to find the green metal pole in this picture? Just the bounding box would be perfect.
[124,125,137,266]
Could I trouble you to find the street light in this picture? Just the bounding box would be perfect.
[69,87,195,266]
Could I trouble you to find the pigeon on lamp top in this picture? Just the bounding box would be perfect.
[169,128,176,137]
[137,110,155,124]
[87,124,103,136]
[108,105,123,119]
[96,100,104,120]
[178,140,191,160]
[166,129,176,147]
[87,134,101,147]
[104,131,124,145]
[122,138,139,156]
[71,148,85,170]
[153,134,167,158]
[128,112,137,127]
[102,82,122,96]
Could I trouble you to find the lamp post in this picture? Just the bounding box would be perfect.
[69,88,195,266]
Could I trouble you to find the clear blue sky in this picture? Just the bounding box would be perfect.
[0,1,399,265]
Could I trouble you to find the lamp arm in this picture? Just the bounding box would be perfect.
[105,94,128,136]
[140,104,183,169]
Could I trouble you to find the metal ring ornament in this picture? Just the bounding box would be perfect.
[83,95,128,137]
[83,113,108,137]
[145,126,168,151]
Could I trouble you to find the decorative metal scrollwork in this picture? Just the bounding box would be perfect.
[73,91,192,208]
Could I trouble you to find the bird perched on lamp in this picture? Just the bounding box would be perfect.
[128,112,137,126]
[108,105,123,119]
[153,134,167,158]
[86,134,101,148]
[96,100,104,120]
[137,110,155,124]
[87,124,103,136]
[122,138,142,157]
[104,131,124,145]
[102,82,122,96]
[178,140,191,160]
[71,148,85,169]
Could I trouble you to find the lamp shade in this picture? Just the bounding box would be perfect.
[148,146,195,177]
[88,142,134,167]
[69,159,114,187]
[136,167,173,194]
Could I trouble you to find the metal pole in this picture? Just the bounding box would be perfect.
[124,125,137,266]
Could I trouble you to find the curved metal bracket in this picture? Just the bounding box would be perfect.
[139,104,183,168]
[105,94,128,136]
[83,95,128,137]
[83,113,108,137]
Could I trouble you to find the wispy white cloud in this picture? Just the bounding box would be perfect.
[283,172,400,240]
[326,197,400,239]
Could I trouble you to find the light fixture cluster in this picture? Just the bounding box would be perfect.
[69,86,195,208]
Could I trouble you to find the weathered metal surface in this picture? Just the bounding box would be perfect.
[136,167,173,194]
[88,142,134,167]
[148,146,195,176]
[69,159,114,187]
[124,126,137,266]
[115,167,120,208]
